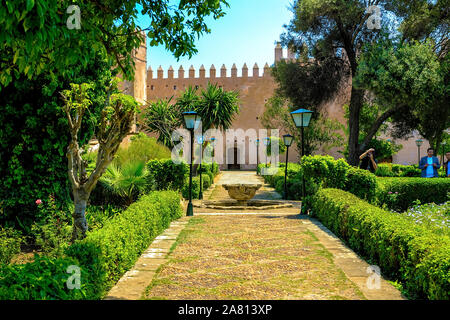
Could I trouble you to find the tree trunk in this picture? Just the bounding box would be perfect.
[347,86,365,166]
[72,187,90,241]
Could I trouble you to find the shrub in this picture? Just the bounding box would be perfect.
[181,177,201,199]
[344,167,378,203]
[201,174,211,190]
[0,255,88,299]
[113,133,171,167]
[0,227,23,265]
[377,177,450,211]
[311,188,450,300]
[0,190,182,300]
[147,159,189,191]
[375,163,421,177]
[65,190,183,299]
[99,161,149,206]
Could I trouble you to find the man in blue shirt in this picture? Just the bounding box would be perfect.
[419,148,440,178]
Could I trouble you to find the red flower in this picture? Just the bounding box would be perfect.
[35,199,42,205]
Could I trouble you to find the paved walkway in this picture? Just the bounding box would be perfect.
[106,171,405,300]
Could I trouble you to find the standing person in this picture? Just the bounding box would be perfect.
[443,151,450,177]
[359,148,378,173]
[419,148,440,178]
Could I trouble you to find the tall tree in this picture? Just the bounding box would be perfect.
[279,0,448,164]
[62,81,139,240]
[355,38,449,151]
[1,0,230,87]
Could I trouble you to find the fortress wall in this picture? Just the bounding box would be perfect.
[146,63,301,169]
[136,41,428,167]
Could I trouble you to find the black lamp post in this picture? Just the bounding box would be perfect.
[283,134,294,200]
[290,108,313,211]
[183,111,199,217]
[256,139,260,173]
[415,139,423,165]
[210,137,216,162]
[197,135,204,200]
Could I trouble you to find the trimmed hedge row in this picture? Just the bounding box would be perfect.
[259,156,450,210]
[377,177,450,212]
[375,163,421,177]
[0,190,183,300]
[147,159,219,200]
[311,188,450,300]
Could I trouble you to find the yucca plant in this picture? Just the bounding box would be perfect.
[99,161,149,206]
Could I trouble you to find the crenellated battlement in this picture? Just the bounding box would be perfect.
[147,62,272,80]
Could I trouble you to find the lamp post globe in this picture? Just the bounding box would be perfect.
[290,108,313,214]
[183,111,199,217]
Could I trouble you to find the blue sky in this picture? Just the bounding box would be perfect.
[138,0,294,78]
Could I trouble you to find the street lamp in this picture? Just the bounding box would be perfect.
[415,139,423,165]
[197,135,204,200]
[283,134,294,200]
[183,111,199,217]
[255,139,260,173]
[263,137,270,167]
[290,108,313,212]
[210,137,216,160]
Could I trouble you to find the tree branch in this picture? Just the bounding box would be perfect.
[359,105,408,151]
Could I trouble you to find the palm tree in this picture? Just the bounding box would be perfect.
[143,97,181,148]
[197,83,240,132]
[99,161,149,206]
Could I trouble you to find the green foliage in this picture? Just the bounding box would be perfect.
[182,177,201,200]
[116,134,171,166]
[142,98,182,148]
[0,255,88,300]
[355,38,449,150]
[377,177,450,212]
[0,0,230,88]
[402,202,450,236]
[311,188,450,300]
[261,95,345,157]
[0,190,182,300]
[0,227,23,265]
[99,161,149,206]
[147,159,189,191]
[196,83,240,132]
[344,167,378,203]
[67,190,182,299]
[201,174,211,190]
[0,54,112,232]
[375,163,421,177]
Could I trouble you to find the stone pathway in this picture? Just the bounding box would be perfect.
[104,218,190,300]
[106,170,405,300]
[143,214,404,300]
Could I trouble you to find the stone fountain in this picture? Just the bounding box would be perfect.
[222,183,263,206]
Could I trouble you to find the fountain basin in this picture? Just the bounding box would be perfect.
[222,183,262,206]
[196,199,293,210]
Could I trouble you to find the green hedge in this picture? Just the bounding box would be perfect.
[147,159,189,191]
[377,177,450,211]
[375,163,421,177]
[261,156,449,211]
[311,188,450,300]
[0,190,183,300]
